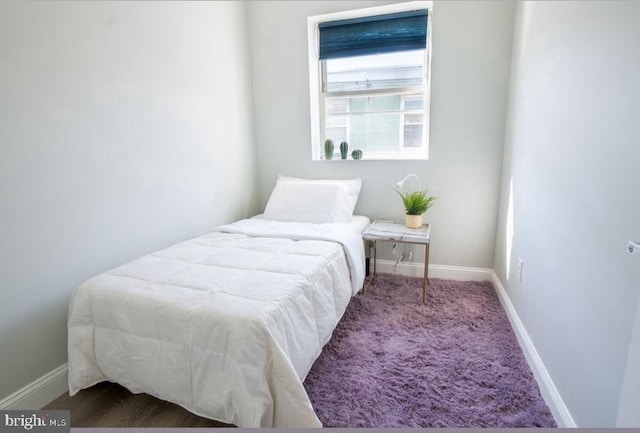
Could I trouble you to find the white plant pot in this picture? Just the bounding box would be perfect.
[405,214,423,229]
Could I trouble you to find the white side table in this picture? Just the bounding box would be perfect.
[362,220,431,302]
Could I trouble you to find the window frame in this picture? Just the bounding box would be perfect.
[308,1,433,161]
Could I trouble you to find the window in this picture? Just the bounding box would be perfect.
[308,2,432,160]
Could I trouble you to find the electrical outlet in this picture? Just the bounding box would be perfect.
[516,258,524,282]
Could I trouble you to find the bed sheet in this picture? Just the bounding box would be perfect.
[67,217,369,427]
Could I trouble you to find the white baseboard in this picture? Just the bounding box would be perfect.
[374,259,494,281]
[0,363,68,410]
[490,272,576,428]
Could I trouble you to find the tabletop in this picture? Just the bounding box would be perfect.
[362,220,430,244]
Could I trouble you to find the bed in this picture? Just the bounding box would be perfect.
[67,176,367,427]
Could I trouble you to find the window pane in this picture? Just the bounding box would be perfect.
[326,127,347,144]
[326,114,347,127]
[325,50,425,92]
[403,124,423,148]
[326,98,348,114]
[349,95,400,113]
[404,96,423,110]
[348,112,401,151]
[324,93,426,153]
[404,113,423,125]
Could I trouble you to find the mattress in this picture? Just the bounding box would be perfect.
[67,216,369,427]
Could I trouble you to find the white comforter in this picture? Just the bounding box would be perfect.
[67,218,366,427]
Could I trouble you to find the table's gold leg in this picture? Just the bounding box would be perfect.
[423,242,430,302]
[373,240,377,278]
[364,240,377,293]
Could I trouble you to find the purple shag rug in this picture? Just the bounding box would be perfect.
[303,274,557,428]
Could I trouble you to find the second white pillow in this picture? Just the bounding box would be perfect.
[263,181,352,223]
[277,175,362,217]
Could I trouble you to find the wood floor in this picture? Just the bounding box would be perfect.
[43,382,234,428]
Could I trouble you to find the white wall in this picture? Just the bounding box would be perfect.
[493,1,640,426]
[617,292,640,426]
[247,0,515,268]
[0,1,257,400]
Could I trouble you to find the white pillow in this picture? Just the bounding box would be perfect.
[263,181,352,223]
[276,175,362,217]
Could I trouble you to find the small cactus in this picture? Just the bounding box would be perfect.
[324,139,334,160]
[340,141,349,159]
[351,149,363,160]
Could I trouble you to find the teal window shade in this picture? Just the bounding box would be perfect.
[319,10,428,60]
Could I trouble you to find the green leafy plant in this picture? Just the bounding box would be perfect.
[396,190,436,215]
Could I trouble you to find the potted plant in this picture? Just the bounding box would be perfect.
[397,189,436,229]
[324,139,334,160]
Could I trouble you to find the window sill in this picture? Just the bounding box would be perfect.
[314,152,428,162]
